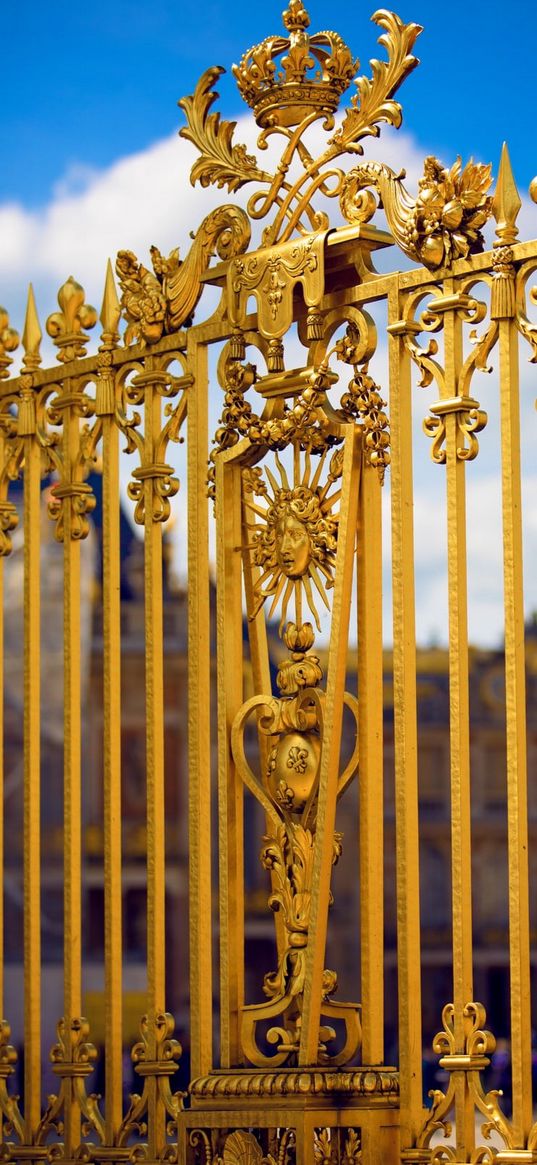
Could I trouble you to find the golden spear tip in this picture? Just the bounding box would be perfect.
[21,283,42,370]
[492,141,521,246]
[100,258,120,338]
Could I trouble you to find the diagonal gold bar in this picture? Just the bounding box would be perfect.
[186,334,213,1081]
[441,279,475,1157]
[215,451,245,1068]
[298,427,361,1066]
[23,426,42,1138]
[387,281,423,1144]
[240,475,286,966]
[497,313,532,1143]
[357,455,384,1065]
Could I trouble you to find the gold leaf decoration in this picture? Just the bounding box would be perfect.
[179,66,272,192]
[328,10,422,155]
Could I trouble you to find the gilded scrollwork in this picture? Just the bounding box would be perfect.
[514,258,537,362]
[423,396,487,464]
[334,324,390,480]
[210,359,341,485]
[228,235,325,343]
[0,1020,24,1142]
[35,1017,105,1146]
[117,1012,183,1149]
[44,375,99,543]
[114,356,189,526]
[0,407,23,557]
[188,1127,362,1165]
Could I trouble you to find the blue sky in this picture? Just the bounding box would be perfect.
[1,0,536,209]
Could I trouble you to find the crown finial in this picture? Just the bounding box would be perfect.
[232,3,358,128]
[283,0,310,33]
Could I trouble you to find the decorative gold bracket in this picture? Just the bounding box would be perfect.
[423,396,487,463]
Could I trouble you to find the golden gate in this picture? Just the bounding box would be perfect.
[0,3,535,1164]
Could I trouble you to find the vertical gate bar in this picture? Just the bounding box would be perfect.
[357,458,384,1065]
[23,426,42,1137]
[144,365,166,1016]
[299,429,361,1066]
[0,420,8,1025]
[442,283,474,1157]
[98,271,124,1139]
[102,408,123,1137]
[62,376,83,1150]
[0,435,3,1024]
[215,453,244,1068]
[142,360,167,1154]
[186,334,213,1081]
[497,313,532,1141]
[387,282,423,1144]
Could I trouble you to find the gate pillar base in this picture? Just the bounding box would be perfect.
[179,1067,400,1165]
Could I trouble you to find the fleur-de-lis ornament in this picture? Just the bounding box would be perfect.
[46,275,97,362]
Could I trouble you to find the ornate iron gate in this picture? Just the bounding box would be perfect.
[0,4,536,1164]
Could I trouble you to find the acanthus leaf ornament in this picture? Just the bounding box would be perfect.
[179,67,272,192]
[116,205,251,345]
[327,10,421,154]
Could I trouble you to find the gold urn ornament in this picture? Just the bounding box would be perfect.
[268,728,322,812]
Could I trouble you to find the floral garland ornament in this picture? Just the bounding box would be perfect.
[339,155,493,269]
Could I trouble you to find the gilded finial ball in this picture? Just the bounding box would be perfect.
[530,177,537,205]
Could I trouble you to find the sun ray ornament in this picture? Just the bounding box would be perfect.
[244,446,342,632]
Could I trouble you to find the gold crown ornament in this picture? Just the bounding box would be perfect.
[232,0,359,128]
